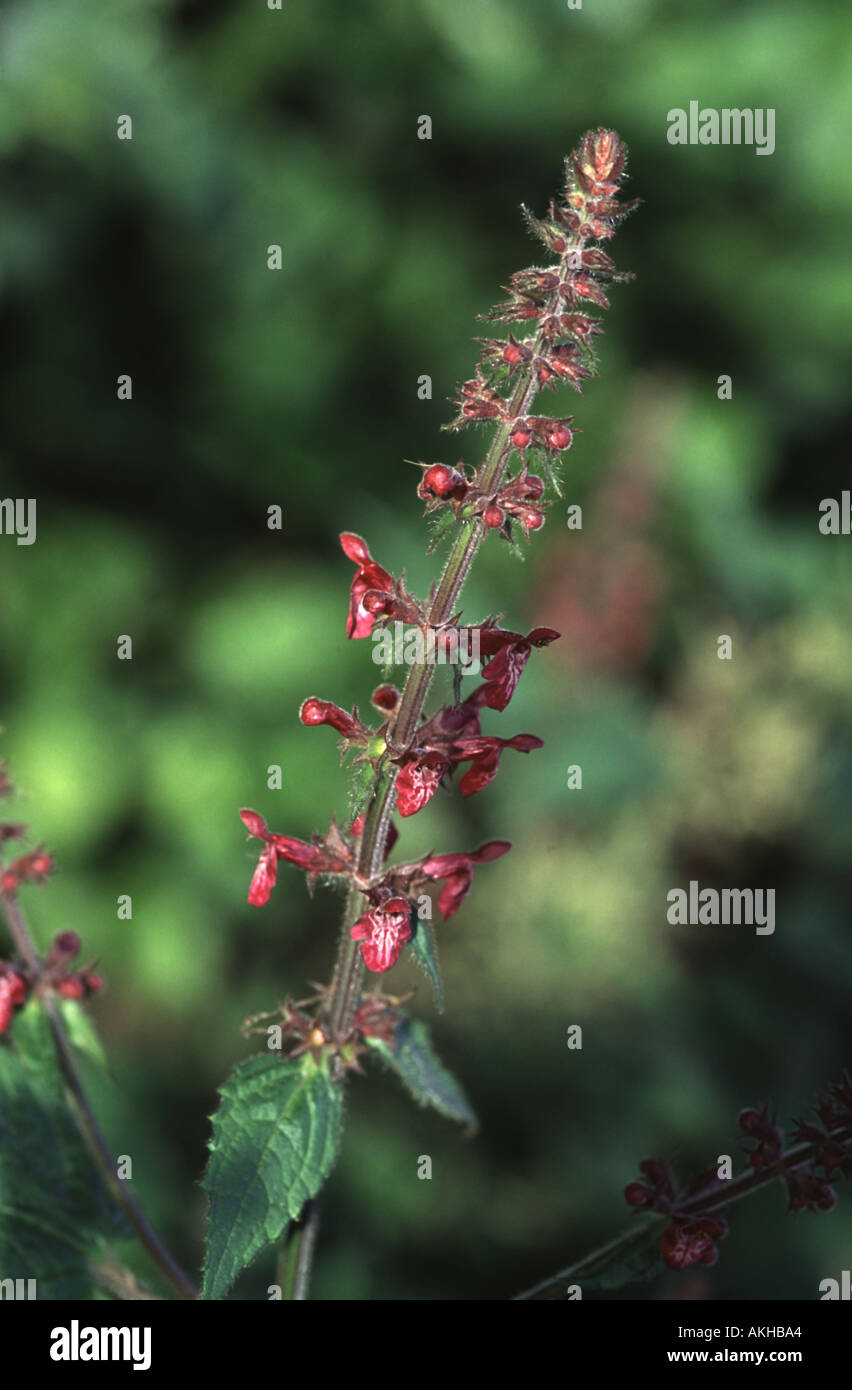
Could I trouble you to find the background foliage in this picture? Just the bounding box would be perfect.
[1,0,850,1298]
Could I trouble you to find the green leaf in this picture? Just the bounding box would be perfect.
[577,1223,662,1292]
[12,997,109,1086]
[408,917,443,1011]
[426,508,460,555]
[366,1017,477,1132]
[349,756,378,819]
[201,1052,342,1300]
[0,1007,127,1298]
[9,999,55,1073]
[518,1220,663,1299]
[58,999,110,1076]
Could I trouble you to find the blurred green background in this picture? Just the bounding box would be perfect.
[1,0,851,1300]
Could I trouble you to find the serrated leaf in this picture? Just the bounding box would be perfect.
[201,1053,342,1300]
[366,1017,477,1131]
[425,508,459,555]
[0,1008,127,1297]
[349,757,377,818]
[408,917,443,1011]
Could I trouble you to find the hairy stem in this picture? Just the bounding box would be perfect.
[0,889,198,1301]
[327,243,583,1044]
[326,762,396,1044]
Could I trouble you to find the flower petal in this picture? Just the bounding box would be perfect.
[248,845,278,906]
[396,754,447,817]
[350,898,413,972]
[240,808,270,841]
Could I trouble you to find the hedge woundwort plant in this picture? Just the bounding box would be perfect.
[204,127,641,1299]
[5,129,844,1303]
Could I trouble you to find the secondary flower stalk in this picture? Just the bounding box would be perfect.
[0,774,196,1300]
[517,1072,852,1299]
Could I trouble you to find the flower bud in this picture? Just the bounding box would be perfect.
[49,931,82,962]
[299,698,357,737]
[547,424,573,450]
[418,464,468,501]
[517,507,545,532]
[57,976,85,1000]
[372,684,400,714]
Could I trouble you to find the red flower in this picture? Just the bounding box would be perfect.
[417,464,468,503]
[396,752,449,817]
[57,976,85,1000]
[247,845,279,907]
[420,840,511,920]
[0,967,28,1034]
[371,684,400,715]
[240,809,351,906]
[784,1171,836,1213]
[624,1156,676,1212]
[241,810,321,868]
[352,997,399,1045]
[392,695,544,814]
[739,1103,783,1170]
[438,685,490,739]
[47,931,82,965]
[300,697,373,745]
[452,733,544,798]
[661,1218,727,1271]
[350,897,413,973]
[300,698,360,737]
[340,533,394,639]
[478,626,560,711]
[0,848,54,894]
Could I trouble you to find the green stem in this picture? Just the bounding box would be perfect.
[325,236,584,1045]
[278,1199,319,1300]
[388,297,571,757]
[325,761,396,1044]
